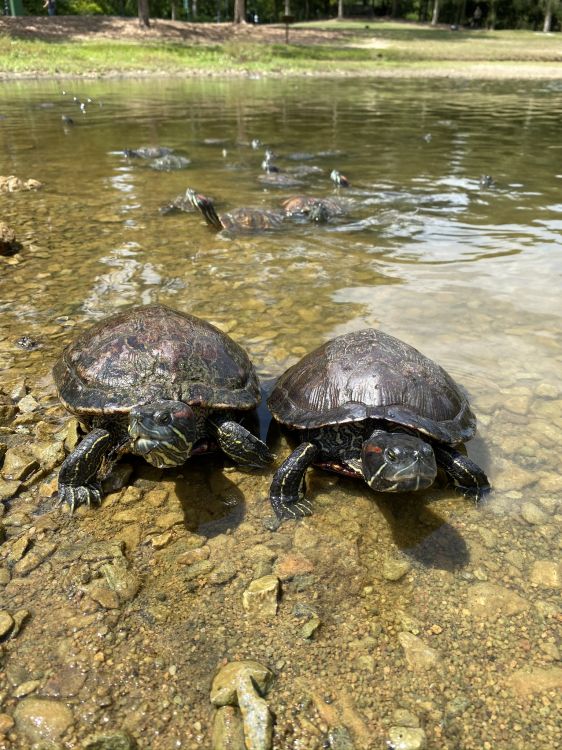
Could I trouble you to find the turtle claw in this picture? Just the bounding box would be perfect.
[273,497,313,521]
[57,482,102,514]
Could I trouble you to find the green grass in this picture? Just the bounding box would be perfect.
[0,21,561,77]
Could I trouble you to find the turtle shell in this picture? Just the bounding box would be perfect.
[54,304,260,417]
[221,207,285,232]
[268,329,476,446]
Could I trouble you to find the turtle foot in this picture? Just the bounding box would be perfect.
[57,482,102,514]
[271,497,313,521]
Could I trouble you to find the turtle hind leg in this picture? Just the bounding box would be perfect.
[269,442,319,521]
[212,417,274,469]
[57,428,114,513]
[434,444,491,502]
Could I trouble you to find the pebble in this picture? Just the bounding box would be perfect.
[13,542,57,577]
[273,552,314,580]
[392,709,420,728]
[13,697,73,743]
[211,661,274,707]
[0,478,21,501]
[529,560,561,588]
[397,632,440,672]
[242,575,280,618]
[382,556,412,581]
[0,713,15,734]
[507,666,562,697]
[301,614,321,640]
[520,502,549,525]
[82,731,137,749]
[466,583,529,619]
[388,726,427,750]
[0,610,14,639]
[1,445,39,481]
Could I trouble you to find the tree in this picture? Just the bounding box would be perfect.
[542,0,560,31]
[431,0,439,24]
[337,0,343,19]
[138,0,150,27]
[234,0,245,22]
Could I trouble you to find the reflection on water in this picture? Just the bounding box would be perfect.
[1,77,561,748]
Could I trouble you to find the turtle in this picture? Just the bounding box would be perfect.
[123,146,173,159]
[54,304,273,512]
[282,195,351,223]
[149,154,191,171]
[159,189,197,215]
[267,328,490,521]
[185,188,285,233]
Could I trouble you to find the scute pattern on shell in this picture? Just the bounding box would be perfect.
[268,329,476,446]
[221,207,285,232]
[54,304,260,415]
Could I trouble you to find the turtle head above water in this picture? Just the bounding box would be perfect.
[129,400,197,468]
[361,429,437,493]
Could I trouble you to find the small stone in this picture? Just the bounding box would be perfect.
[392,709,420,728]
[42,665,87,698]
[113,509,141,523]
[86,581,120,610]
[444,696,470,719]
[398,632,440,672]
[382,556,412,581]
[100,558,141,602]
[520,502,549,525]
[211,706,245,750]
[0,713,15,734]
[13,679,41,698]
[210,661,274,707]
[0,611,14,639]
[507,666,562,697]
[0,221,18,255]
[176,546,210,565]
[13,542,57,577]
[13,697,73,743]
[388,726,427,750]
[183,560,214,581]
[273,552,314,581]
[536,383,559,399]
[529,560,561,588]
[466,583,529,619]
[1,446,40,481]
[82,730,137,749]
[493,458,536,492]
[0,478,21,501]
[103,465,134,495]
[155,510,184,529]
[150,531,174,549]
[301,615,321,640]
[17,394,39,414]
[242,575,280,618]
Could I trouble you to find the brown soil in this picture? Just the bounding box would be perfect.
[0,15,348,45]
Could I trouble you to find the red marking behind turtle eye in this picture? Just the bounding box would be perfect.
[365,445,383,454]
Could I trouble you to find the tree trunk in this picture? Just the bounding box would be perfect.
[192,0,197,19]
[234,0,245,23]
[171,0,176,19]
[431,0,439,25]
[488,0,496,28]
[284,0,290,15]
[337,0,343,19]
[138,0,150,27]
[543,6,552,32]
[391,0,400,17]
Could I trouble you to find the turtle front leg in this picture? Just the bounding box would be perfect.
[269,442,319,521]
[57,428,115,513]
[211,416,274,469]
[433,444,491,502]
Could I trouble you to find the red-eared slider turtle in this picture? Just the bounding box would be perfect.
[282,195,351,223]
[330,169,350,188]
[267,329,490,520]
[123,146,173,159]
[186,188,284,233]
[54,304,272,512]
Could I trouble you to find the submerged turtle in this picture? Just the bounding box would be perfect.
[186,188,285,233]
[267,329,490,520]
[282,195,351,223]
[54,304,273,511]
[123,146,173,159]
[149,154,191,171]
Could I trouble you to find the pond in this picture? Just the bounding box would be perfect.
[0,77,560,749]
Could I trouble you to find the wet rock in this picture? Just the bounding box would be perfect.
[17,393,39,414]
[392,709,420,728]
[0,174,42,192]
[242,575,280,618]
[388,726,427,750]
[10,609,30,638]
[211,661,274,750]
[82,730,137,749]
[100,558,140,603]
[0,394,17,426]
[382,556,412,581]
[0,611,14,639]
[529,560,561,588]
[2,446,39,481]
[155,510,184,529]
[521,502,549,525]
[301,614,321,640]
[0,478,21,501]
[0,713,15,734]
[13,679,41,698]
[176,545,210,566]
[42,665,87,698]
[184,560,214,581]
[326,726,355,750]
[150,531,173,549]
[0,222,19,255]
[212,706,245,750]
[81,541,125,562]
[492,458,536,492]
[507,666,562,697]
[398,632,440,672]
[85,581,120,610]
[273,552,314,581]
[13,697,73,743]
[466,583,529,619]
[13,542,57,577]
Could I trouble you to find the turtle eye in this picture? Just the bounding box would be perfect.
[385,448,397,463]
[155,411,171,426]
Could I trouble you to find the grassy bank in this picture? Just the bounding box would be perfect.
[0,18,561,78]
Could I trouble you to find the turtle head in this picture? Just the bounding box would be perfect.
[361,430,437,493]
[185,188,223,231]
[309,202,330,223]
[129,400,197,468]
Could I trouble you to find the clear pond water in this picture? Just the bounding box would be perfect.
[0,77,560,749]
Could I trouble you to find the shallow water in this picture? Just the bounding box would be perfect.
[0,78,560,749]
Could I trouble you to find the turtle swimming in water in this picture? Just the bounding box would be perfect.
[282,195,352,223]
[54,304,273,512]
[267,329,490,521]
[123,146,173,159]
[186,188,285,233]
